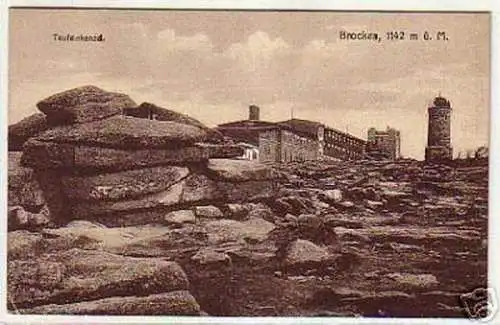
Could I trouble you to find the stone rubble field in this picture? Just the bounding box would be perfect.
[7,86,488,317]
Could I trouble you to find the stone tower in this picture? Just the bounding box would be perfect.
[249,105,260,121]
[367,126,401,160]
[425,96,453,161]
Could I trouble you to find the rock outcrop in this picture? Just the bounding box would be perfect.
[8,248,189,310]
[7,86,487,317]
[124,102,224,143]
[8,113,48,151]
[7,85,282,315]
[37,85,136,125]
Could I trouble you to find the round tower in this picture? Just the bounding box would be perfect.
[425,96,453,161]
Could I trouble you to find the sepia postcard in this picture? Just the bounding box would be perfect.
[2,1,498,324]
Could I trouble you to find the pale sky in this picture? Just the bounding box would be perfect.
[9,9,490,159]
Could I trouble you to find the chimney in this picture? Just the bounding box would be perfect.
[249,105,260,121]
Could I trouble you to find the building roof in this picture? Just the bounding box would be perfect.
[432,96,451,107]
[216,118,318,143]
[216,120,280,146]
[277,118,323,138]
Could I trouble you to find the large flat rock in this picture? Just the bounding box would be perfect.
[206,159,276,181]
[37,85,136,125]
[22,140,243,171]
[8,223,209,261]
[125,102,224,143]
[8,248,189,309]
[61,166,189,201]
[195,143,244,158]
[10,218,274,260]
[17,291,201,315]
[8,224,178,259]
[21,140,211,170]
[71,174,276,218]
[34,115,208,149]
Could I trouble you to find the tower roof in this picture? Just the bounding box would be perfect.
[432,96,451,107]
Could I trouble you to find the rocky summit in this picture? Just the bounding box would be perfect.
[7,86,488,317]
[37,85,136,125]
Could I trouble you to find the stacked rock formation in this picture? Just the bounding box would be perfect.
[8,85,281,315]
[15,85,277,227]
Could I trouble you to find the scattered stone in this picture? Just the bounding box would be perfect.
[285,239,331,270]
[365,200,384,210]
[337,201,355,209]
[191,248,232,267]
[164,210,196,227]
[271,196,315,216]
[323,215,364,229]
[386,272,439,289]
[282,213,298,224]
[8,205,51,231]
[320,189,343,203]
[297,214,329,243]
[193,205,224,219]
[204,218,275,245]
[247,205,276,223]
[221,204,250,220]
[36,85,136,125]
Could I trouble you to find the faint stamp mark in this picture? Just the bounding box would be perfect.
[460,287,498,322]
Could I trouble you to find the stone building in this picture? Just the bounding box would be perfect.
[324,127,366,160]
[278,119,366,161]
[278,119,325,158]
[215,106,277,147]
[259,126,320,163]
[217,106,366,163]
[425,96,453,161]
[216,107,320,163]
[366,126,401,160]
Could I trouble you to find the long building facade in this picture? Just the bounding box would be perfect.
[259,126,320,163]
[323,126,366,160]
[216,106,367,163]
[277,119,366,161]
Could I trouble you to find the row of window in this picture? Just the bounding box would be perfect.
[324,133,364,147]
